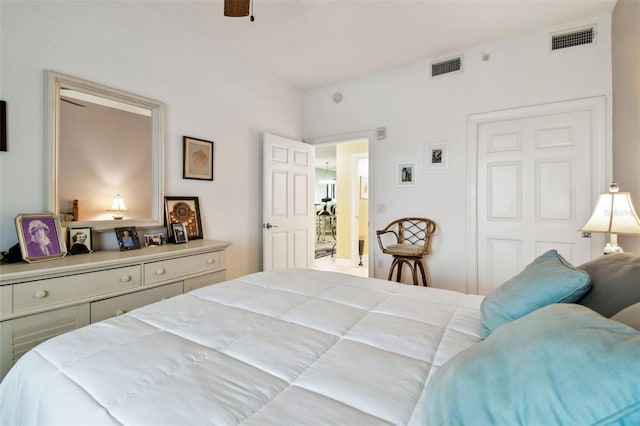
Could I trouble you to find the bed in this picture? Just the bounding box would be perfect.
[1,251,639,425]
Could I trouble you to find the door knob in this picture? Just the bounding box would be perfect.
[264,223,279,229]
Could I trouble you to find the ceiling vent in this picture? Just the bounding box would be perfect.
[431,57,462,78]
[551,26,596,51]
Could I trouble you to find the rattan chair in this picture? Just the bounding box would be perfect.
[376,217,436,286]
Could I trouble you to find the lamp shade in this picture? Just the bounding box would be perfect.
[581,185,640,235]
[109,195,128,212]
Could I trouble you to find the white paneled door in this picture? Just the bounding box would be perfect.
[475,101,604,295]
[263,133,315,271]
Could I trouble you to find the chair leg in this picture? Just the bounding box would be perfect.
[416,258,429,286]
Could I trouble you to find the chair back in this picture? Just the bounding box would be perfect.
[376,217,437,256]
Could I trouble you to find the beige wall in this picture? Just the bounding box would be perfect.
[336,139,369,259]
[612,0,640,254]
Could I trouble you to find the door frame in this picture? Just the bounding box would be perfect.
[465,96,608,294]
[307,129,376,277]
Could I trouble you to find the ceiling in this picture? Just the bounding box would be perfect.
[139,0,616,91]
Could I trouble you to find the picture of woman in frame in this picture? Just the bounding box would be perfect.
[15,213,67,263]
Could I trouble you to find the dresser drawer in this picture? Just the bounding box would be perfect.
[144,250,223,285]
[183,270,227,292]
[13,266,141,314]
[90,281,183,323]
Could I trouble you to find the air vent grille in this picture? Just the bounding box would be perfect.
[431,57,461,77]
[552,27,595,50]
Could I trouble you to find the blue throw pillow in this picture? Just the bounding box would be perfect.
[424,304,640,426]
[480,249,590,337]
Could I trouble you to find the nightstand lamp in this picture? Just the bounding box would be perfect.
[581,182,640,254]
[108,194,128,220]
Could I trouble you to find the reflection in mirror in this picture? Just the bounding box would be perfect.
[45,71,164,230]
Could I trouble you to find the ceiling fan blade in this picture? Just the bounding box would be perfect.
[224,0,250,17]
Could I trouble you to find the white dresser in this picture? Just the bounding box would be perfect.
[0,239,231,380]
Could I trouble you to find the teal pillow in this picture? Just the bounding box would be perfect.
[480,249,590,337]
[424,304,640,426]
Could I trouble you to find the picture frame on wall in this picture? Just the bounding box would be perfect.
[424,142,449,170]
[171,222,188,244]
[183,136,214,181]
[164,196,203,240]
[114,226,141,251]
[0,100,6,152]
[360,176,369,199]
[15,213,67,263]
[396,162,417,187]
[68,227,93,254]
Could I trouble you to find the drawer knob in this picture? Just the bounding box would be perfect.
[121,275,132,283]
[116,309,126,316]
[207,258,215,265]
[34,290,49,299]
[156,268,166,275]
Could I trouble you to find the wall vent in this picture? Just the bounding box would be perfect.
[551,26,595,51]
[431,57,462,77]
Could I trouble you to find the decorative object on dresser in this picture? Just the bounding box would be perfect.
[580,182,640,254]
[67,227,93,254]
[165,196,203,240]
[143,233,166,247]
[171,222,188,244]
[114,226,141,251]
[14,213,67,263]
[183,136,214,181]
[0,239,231,381]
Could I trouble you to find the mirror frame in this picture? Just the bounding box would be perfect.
[45,70,165,230]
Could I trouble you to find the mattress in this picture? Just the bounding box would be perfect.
[0,269,484,425]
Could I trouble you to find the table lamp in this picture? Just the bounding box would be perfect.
[581,182,640,254]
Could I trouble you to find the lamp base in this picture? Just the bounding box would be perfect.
[603,242,623,255]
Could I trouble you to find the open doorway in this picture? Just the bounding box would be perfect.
[313,139,369,276]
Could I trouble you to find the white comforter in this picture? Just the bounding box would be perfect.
[0,269,483,425]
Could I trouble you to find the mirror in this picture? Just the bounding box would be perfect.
[45,71,164,230]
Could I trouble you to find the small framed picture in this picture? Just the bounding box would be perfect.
[68,227,93,255]
[143,233,166,247]
[171,222,188,244]
[15,213,67,263]
[396,162,417,187]
[360,176,369,199]
[424,142,449,169]
[114,227,141,251]
[164,196,203,240]
[183,136,214,181]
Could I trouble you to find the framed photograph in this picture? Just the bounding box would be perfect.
[424,142,449,169]
[183,136,214,181]
[0,100,6,152]
[143,233,166,247]
[171,222,188,244]
[164,196,203,240]
[360,176,369,199]
[396,162,417,187]
[114,227,141,251]
[15,213,67,263]
[68,227,93,255]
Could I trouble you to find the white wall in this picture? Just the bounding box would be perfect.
[304,15,613,293]
[0,1,303,278]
